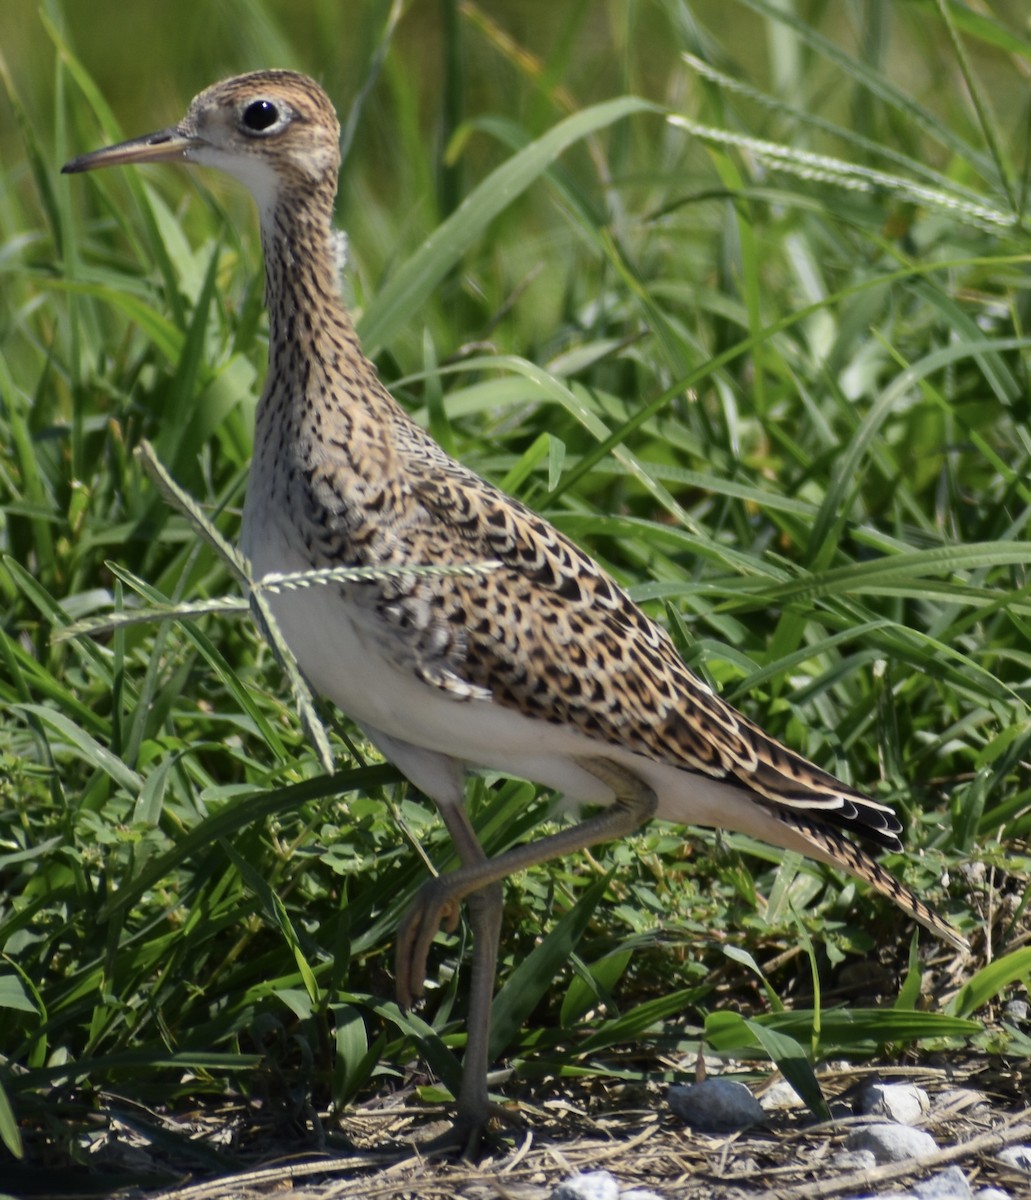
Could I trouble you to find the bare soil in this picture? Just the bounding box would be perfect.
[20,1059,1030,1200]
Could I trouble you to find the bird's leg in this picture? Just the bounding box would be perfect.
[396,759,658,1006]
[396,759,658,1145]
[420,795,504,1149]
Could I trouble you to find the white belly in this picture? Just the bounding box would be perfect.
[242,511,621,804]
[240,505,778,840]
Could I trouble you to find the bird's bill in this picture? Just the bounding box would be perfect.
[62,127,200,174]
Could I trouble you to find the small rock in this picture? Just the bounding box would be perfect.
[760,1079,804,1112]
[845,1122,937,1163]
[998,1144,1031,1173]
[830,1148,877,1171]
[912,1165,971,1198]
[667,1079,765,1131]
[1002,999,1028,1023]
[550,1171,619,1200]
[855,1081,929,1125]
[621,1192,666,1200]
[973,1189,1012,1200]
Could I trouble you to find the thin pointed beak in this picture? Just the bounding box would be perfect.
[62,126,202,174]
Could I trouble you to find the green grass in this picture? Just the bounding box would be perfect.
[2,0,1031,1184]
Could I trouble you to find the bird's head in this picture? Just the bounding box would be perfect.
[63,70,342,219]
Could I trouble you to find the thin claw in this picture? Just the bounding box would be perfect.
[441,898,461,933]
[396,877,461,1007]
[411,1100,521,1159]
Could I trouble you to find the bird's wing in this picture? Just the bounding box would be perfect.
[362,436,903,851]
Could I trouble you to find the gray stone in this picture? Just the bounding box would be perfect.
[760,1079,804,1112]
[998,1142,1031,1171]
[855,1081,929,1125]
[912,1165,972,1198]
[1002,999,1028,1023]
[830,1148,878,1171]
[845,1122,937,1163]
[998,1144,1031,1173]
[973,1189,1012,1200]
[550,1171,620,1200]
[667,1078,765,1131]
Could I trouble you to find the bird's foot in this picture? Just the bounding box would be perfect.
[396,877,462,1007]
[410,1100,521,1159]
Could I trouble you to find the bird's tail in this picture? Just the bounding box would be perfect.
[776,808,969,952]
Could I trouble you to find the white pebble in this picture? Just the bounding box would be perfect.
[855,1081,930,1125]
[845,1122,938,1163]
[667,1079,765,1131]
[973,1188,1012,1200]
[550,1170,620,1200]
[998,1145,1031,1173]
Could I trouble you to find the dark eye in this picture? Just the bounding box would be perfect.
[241,99,281,133]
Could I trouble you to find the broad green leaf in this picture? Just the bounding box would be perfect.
[14,704,142,793]
[0,975,36,1016]
[0,1077,23,1160]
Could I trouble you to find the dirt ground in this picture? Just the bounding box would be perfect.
[22,1059,1031,1200]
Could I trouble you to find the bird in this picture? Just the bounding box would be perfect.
[64,70,967,1150]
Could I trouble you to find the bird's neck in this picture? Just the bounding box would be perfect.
[253,194,409,438]
[259,201,360,355]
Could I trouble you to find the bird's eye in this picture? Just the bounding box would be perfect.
[241,99,282,134]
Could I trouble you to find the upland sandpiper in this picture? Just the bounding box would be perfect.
[64,70,966,1150]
